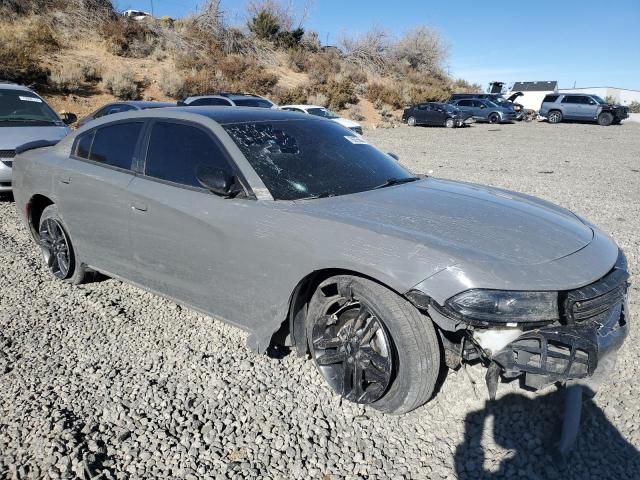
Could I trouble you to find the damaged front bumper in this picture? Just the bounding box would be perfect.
[486,267,629,398]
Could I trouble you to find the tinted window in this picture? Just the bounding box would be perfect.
[190,98,232,106]
[145,122,232,188]
[562,96,581,104]
[457,100,473,107]
[96,104,135,118]
[223,119,414,200]
[543,95,559,103]
[232,98,274,108]
[74,131,94,159]
[89,122,142,170]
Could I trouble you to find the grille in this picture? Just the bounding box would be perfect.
[0,150,16,159]
[565,267,628,323]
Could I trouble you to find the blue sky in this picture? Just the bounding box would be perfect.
[115,0,640,90]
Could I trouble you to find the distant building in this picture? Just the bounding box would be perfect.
[558,87,640,106]
[506,81,558,110]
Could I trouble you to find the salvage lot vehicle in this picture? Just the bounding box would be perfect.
[539,93,629,126]
[402,102,473,128]
[0,82,75,192]
[78,101,176,128]
[280,104,363,134]
[178,93,276,108]
[13,108,630,414]
[448,98,517,124]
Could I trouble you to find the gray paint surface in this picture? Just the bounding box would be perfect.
[12,108,621,352]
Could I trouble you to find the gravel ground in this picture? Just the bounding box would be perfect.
[1,120,639,479]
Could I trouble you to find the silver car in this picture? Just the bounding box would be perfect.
[12,108,629,414]
[0,82,75,192]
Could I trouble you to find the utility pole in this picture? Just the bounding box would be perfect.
[150,0,154,16]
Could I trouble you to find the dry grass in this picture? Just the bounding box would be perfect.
[101,67,138,99]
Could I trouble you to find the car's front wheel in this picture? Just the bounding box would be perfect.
[39,205,89,284]
[306,275,441,414]
[597,112,614,126]
[407,116,417,127]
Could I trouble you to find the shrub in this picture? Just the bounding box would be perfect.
[391,26,448,73]
[272,85,308,105]
[181,69,227,96]
[101,67,138,99]
[248,10,280,40]
[628,101,640,113]
[0,18,55,84]
[49,64,85,92]
[157,69,185,98]
[305,52,341,84]
[366,82,403,109]
[102,19,157,58]
[287,49,307,72]
[321,79,357,110]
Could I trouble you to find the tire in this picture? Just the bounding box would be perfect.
[548,110,563,124]
[597,112,614,126]
[407,116,417,127]
[306,275,441,414]
[612,119,621,125]
[38,205,89,284]
[445,118,455,128]
[488,113,500,124]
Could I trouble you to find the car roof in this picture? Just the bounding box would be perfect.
[111,101,176,109]
[0,83,36,93]
[167,106,308,124]
[281,105,324,109]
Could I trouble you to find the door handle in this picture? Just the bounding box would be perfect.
[59,176,71,184]
[131,201,147,212]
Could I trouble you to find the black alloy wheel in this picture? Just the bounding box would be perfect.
[39,217,72,279]
[310,299,394,404]
[488,113,500,124]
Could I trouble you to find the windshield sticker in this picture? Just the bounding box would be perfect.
[344,135,367,145]
[19,96,43,103]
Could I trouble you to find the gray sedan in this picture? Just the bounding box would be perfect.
[77,100,176,128]
[12,108,629,414]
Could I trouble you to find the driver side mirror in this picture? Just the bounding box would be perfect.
[387,152,399,161]
[196,166,240,197]
[60,112,77,125]
[479,104,486,109]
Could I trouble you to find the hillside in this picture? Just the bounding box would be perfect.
[1,0,480,127]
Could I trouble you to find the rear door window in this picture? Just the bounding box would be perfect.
[144,121,233,188]
[73,131,94,159]
[88,122,143,170]
[457,100,472,107]
[562,96,580,104]
[543,95,559,103]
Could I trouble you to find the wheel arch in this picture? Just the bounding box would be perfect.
[271,268,405,356]
[27,194,55,239]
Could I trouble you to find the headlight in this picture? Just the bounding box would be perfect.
[444,289,559,325]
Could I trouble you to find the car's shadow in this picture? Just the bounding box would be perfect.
[0,192,14,202]
[454,389,640,479]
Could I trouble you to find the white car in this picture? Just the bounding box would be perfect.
[122,9,152,21]
[280,105,363,134]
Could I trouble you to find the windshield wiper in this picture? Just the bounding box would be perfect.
[373,176,420,190]
[0,118,58,124]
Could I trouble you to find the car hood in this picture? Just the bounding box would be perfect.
[297,178,593,266]
[332,118,361,129]
[0,125,70,150]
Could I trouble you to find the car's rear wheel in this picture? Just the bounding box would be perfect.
[445,118,455,128]
[407,116,417,127]
[39,205,89,284]
[548,110,563,124]
[488,113,500,124]
[306,275,441,414]
[597,112,614,126]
